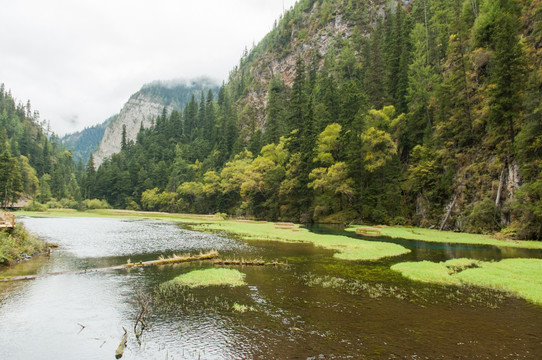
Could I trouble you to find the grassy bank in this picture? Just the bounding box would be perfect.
[346,225,542,250]
[0,223,47,265]
[391,258,542,305]
[16,209,410,261]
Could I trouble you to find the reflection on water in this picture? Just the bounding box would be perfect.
[0,217,541,359]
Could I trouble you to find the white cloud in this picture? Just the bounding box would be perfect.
[0,0,298,135]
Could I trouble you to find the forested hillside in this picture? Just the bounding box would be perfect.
[61,117,112,164]
[25,0,542,240]
[0,85,80,207]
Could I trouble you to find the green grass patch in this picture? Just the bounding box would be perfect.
[390,261,459,285]
[18,209,410,261]
[191,220,410,261]
[0,224,46,265]
[346,225,542,249]
[391,258,542,305]
[164,268,246,288]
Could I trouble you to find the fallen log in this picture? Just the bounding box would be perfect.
[355,226,382,237]
[212,258,286,267]
[0,251,220,282]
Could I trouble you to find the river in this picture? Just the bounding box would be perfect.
[0,217,541,359]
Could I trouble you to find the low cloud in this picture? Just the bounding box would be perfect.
[0,0,298,136]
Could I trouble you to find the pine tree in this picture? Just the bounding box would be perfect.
[205,89,216,142]
[264,76,285,145]
[403,22,437,159]
[288,57,308,144]
[121,124,128,151]
[364,18,388,109]
[0,151,22,208]
[487,9,525,160]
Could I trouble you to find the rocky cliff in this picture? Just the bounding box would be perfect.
[228,0,389,134]
[92,78,219,167]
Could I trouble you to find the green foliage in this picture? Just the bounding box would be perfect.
[23,200,47,212]
[141,188,178,212]
[0,151,22,208]
[361,127,397,173]
[313,123,341,165]
[0,223,46,264]
[463,198,501,233]
[511,178,542,240]
[81,199,111,210]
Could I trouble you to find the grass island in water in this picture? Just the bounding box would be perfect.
[163,268,247,288]
[391,258,542,305]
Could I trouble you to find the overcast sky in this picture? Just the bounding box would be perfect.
[1,0,298,135]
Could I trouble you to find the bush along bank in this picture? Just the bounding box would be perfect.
[0,223,47,266]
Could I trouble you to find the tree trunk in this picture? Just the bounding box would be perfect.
[440,195,457,231]
[495,162,506,206]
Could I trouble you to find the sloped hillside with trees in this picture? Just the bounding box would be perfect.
[54,0,542,240]
[0,85,81,208]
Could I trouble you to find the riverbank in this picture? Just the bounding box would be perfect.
[0,223,47,265]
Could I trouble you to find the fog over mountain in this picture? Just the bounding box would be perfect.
[0,0,298,135]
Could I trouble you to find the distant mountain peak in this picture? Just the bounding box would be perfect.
[92,78,220,167]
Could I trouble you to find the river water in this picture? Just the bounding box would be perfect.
[0,217,541,359]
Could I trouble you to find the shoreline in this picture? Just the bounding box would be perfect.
[0,221,48,267]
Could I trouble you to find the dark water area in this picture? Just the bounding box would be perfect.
[1,217,541,359]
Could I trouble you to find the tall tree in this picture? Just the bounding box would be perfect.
[0,151,22,208]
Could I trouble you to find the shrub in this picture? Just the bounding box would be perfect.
[24,201,47,212]
[464,198,501,234]
[60,198,78,209]
[82,199,111,210]
[125,200,141,211]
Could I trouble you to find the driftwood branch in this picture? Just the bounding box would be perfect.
[440,195,457,231]
[115,327,128,359]
[134,291,151,343]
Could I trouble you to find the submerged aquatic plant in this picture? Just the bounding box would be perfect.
[301,271,505,308]
[301,272,408,299]
[232,303,256,313]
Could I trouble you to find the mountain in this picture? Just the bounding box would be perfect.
[86,0,542,240]
[92,78,219,167]
[61,117,112,164]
